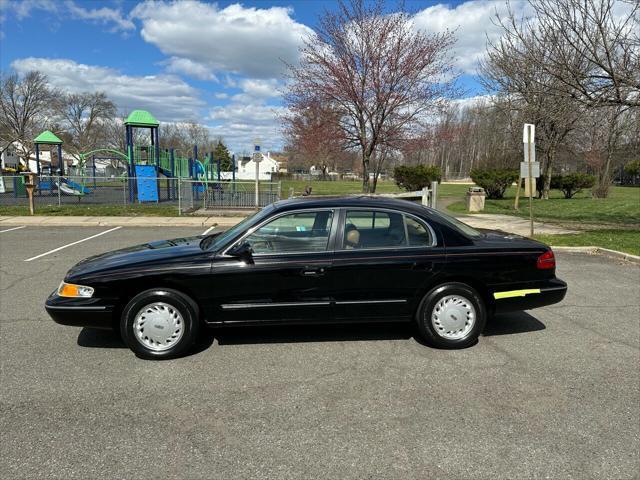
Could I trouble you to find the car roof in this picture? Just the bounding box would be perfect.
[272,195,435,216]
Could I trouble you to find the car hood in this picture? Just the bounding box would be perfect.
[65,235,207,282]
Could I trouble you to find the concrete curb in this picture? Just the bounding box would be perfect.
[551,246,640,264]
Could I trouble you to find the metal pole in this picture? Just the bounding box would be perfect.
[528,125,534,237]
[255,159,260,208]
[57,175,61,206]
[58,144,64,176]
[178,178,181,215]
[35,144,40,177]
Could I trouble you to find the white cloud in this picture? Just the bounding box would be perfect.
[131,0,313,79]
[64,0,134,33]
[239,79,280,99]
[1,0,58,20]
[11,57,205,122]
[207,104,286,152]
[164,57,218,81]
[413,1,529,74]
[1,0,133,33]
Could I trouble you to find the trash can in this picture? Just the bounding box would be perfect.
[466,187,485,212]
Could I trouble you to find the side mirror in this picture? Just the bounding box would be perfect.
[228,242,254,264]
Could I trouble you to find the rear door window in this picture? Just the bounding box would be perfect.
[343,210,406,249]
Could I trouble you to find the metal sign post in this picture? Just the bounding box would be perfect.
[253,140,262,209]
[523,124,536,237]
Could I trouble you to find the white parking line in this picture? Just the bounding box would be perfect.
[24,227,123,262]
[201,226,216,236]
[0,226,26,234]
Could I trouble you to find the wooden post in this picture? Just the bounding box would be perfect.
[514,175,522,210]
[24,172,36,215]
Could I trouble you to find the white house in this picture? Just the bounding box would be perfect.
[1,141,74,173]
[234,152,280,181]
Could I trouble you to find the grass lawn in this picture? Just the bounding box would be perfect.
[0,204,180,216]
[279,179,469,197]
[448,186,640,225]
[535,230,640,256]
[279,179,401,196]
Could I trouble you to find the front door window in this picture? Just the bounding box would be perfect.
[243,210,334,254]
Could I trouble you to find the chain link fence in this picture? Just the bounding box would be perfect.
[0,175,281,215]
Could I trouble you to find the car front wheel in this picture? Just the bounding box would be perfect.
[417,283,486,349]
[120,289,199,359]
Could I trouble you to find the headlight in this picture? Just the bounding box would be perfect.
[58,282,94,298]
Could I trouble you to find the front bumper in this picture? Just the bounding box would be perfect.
[45,291,117,330]
[493,278,568,313]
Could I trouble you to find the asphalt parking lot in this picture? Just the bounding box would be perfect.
[1,225,639,479]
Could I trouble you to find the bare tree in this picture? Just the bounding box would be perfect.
[282,100,347,178]
[56,92,116,164]
[581,104,630,196]
[481,5,584,198]
[0,71,54,167]
[522,0,639,109]
[285,0,457,192]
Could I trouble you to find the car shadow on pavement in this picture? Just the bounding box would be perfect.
[77,327,216,357]
[213,322,414,346]
[77,328,126,348]
[483,311,546,336]
[76,312,545,353]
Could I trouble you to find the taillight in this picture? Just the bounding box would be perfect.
[537,250,556,270]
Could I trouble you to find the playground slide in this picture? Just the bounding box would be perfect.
[56,178,92,196]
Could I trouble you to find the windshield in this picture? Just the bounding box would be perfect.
[200,206,273,251]
[428,209,482,238]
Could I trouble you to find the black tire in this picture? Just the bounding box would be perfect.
[120,288,200,359]
[416,282,486,349]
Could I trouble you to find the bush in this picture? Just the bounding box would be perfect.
[469,168,518,199]
[624,160,640,177]
[393,165,441,191]
[555,173,596,198]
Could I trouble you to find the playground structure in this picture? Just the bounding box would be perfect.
[24,110,246,205]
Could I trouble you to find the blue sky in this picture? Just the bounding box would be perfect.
[0,0,522,152]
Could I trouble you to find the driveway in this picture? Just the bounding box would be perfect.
[1,226,638,479]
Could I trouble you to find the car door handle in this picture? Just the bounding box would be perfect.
[302,267,326,276]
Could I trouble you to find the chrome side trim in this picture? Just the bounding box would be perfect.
[335,299,407,305]
[221,301,331,310]
[220,299,407,310]
[45,305,108,311]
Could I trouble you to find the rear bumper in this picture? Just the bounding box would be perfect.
[493,278,567,313]
[45,292,117,330]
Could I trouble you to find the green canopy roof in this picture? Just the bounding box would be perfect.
[33,130,63,144]
[124,110,159,127]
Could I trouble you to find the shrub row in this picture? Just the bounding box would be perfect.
[469,168,597,200]
[469,168,518,199]
[393,165,441,191]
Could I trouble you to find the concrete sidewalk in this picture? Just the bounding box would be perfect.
[0,215,246,228]
[455,213,578,235]
[0,212,577,235]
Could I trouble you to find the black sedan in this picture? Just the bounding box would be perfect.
[46,196,567,359]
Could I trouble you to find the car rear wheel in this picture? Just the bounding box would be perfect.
[120,289,199,359]
[417,283,486,348]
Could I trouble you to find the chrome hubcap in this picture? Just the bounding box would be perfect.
[431,294,476,340]
[133,302,184,352]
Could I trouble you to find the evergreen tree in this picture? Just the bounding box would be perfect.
[213,140,233,172]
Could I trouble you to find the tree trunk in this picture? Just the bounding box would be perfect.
[361,151,370,193]
[594,149,613,198]
[542,147,554,200]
